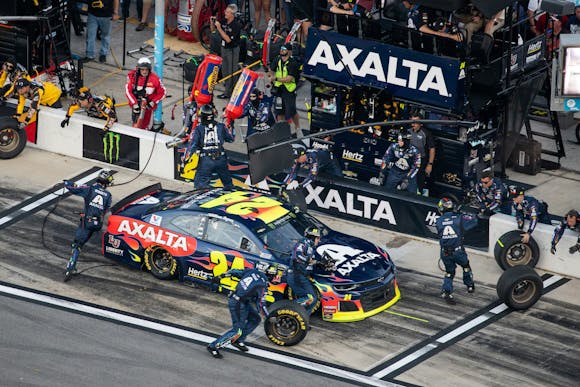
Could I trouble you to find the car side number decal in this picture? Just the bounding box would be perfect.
[210,251,245,289]
[200,191,289,224]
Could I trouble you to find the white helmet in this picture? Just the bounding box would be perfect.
[137,57,152,70]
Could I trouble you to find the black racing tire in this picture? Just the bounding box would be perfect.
[144,246,178,280]
[496,265,543,310]
[0,119,27,159]
[264,300,309,346]
[200,24,211,52]
[494,230,540,270]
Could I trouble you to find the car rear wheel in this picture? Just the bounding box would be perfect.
[144,246,178,280]
[264,300,309,346]
[494,230,540,270]
[497,265,543,310]
[0,120,27,159]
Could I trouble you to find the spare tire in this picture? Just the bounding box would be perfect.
[497,265,543,310]
[264,300,309,346]
[0,119,27,159]
[494,230,540,270]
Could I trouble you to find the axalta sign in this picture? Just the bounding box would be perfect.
[303,29,462,110]
[108,216,197,256]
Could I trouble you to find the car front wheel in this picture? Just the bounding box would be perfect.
[144,246,178,280]
[264,300,309,346]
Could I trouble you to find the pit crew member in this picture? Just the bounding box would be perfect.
[63,170,113,282]
[474,171,510,215]
[551,209,580,255]
[379,133,421,194]
[283,144,342,190]
[287,227,321,314]
[435,197,478,305]
[14,78,62,129]
[207,265,278,358]
[61,88,117,132]
[510,185,550,244]
[125,57,166,129]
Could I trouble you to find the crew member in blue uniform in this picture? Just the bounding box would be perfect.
[287,227,321,314]
[184,104,235,190]
[63,169,113,282]
[207,264,279,359]
[551,209,580,255]
[435,197,478,305]
[509,186,550,244]
[474,171,510,215]
[242,88,275,140]
[379,133,421,194]
[283,144,342,189]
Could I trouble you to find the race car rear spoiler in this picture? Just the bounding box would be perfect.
[110,183,162,215]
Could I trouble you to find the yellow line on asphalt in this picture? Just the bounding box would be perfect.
[87,68,124,90]
[384,310,430,323]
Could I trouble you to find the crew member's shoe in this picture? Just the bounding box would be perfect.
[207,345,223,359]
[231,341,249,352]
[136,22,146,31]
[99,55,106,63]
[441,291,456,305]
[467,285,475,294]
[64,267,77,282]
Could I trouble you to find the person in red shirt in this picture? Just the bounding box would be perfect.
[125,57,167,129]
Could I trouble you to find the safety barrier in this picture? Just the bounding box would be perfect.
[489,213,580,278]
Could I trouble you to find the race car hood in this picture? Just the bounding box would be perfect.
[314,231,394,283]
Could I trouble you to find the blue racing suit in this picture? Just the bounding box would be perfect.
[551,217,580,252]
[242,96,275,139]
[210,269,269,349]
[64,181,112,271]
[287,237,319,314]
[185,120,235,190]
[380,143,421,194]
[435,211,478,294]
[284,149,342,188]
[475,178,510,214]
[511,195,550,235]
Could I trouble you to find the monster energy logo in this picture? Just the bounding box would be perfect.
[103,131,120,163]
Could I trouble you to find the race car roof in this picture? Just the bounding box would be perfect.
[151,188,293,230]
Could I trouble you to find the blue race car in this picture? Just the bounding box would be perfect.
[103,184,400,322]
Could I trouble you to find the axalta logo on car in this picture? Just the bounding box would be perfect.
[115,218,190,252]
[318,244,382,276]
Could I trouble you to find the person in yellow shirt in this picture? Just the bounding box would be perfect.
[14,78,62,128]
[0,59,30,100]
[61,88,117,132]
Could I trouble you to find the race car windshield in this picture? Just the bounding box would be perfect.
[258,212,327,257]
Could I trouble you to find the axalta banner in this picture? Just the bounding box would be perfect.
[302,28,465,111]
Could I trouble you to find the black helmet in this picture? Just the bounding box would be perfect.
[508,185,525,198]
[77,88,92,101]
[250,88,262,98]
[292,144,306,159]
[304,226,321,240]
[265,264,280,283]
[199,104,214,125]
[97,169,114,186]
[3,58,16,71]
[437,197,454,214]
[14,78,30,90]
[398,132,412,148]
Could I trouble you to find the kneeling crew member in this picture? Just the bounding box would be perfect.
[61,88,117,132]
[551,209,580,255]
[284,144,342,189]
[185,104,235,190]
[510,186,550,244]
[435,197,478,305]
[207,265,279,359]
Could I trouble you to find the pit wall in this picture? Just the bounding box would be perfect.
[31,107,580,279]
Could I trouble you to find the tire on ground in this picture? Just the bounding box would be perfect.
[0,119,27,159]
[144,246,178,280]
[494,230,540,270]
[264,300,309,346]
[497,265,543,310]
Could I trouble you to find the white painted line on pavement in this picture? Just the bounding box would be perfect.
[0,170,103,227]
[0,283,402,387]
[372,275,564,379]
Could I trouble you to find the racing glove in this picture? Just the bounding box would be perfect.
[550,244,557,255]
[18,120,27,130]
[378,172,385,185]
[570,244,580,254]
[147,101,156,110]
[287,180,300,190]
[132,105,141,114]
[60,116,70,128]
[517,219,524,230]
[399,178,409,191]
